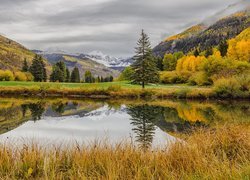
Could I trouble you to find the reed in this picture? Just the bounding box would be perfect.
[0,125,249,179]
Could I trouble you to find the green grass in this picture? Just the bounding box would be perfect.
[0,81,203,89]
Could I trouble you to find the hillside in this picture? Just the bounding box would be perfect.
[0,35,50,71]
[153,8,250,57]
[35,51,120,78]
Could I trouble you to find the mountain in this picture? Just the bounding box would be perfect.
[35,50,120,78]
[83,51,134,70]
[153,1,250,57]
[0,35,50,71]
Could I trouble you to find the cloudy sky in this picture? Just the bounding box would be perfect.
[0,0,243,57]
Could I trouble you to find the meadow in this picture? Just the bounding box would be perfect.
[0,81,223,99]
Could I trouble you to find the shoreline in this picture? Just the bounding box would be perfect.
[0,86,249,100]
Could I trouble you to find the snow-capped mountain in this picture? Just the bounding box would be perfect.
[81,51,133,68]
[33,49,133,70]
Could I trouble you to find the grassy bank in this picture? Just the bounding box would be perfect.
[0,125,249,179]
[0,81,249,99]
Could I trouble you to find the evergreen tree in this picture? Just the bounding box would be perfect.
[131,30,159,88]
[85,71,93,83]
[100,76,104,82]
[70,67,80,83]
[50,61,67,82]
[193,48,200,57]
[156,56,163,71]
[41,56,47,82]
[50,65,64,82]
[56,61,66,81]
[205,47,213,58]
[22,58,29,72]
[109,75,114,82]
[65,68,71,82]
[219,41,228,57]
[29,55,47,82]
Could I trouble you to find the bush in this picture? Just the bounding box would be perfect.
[188,72,212,86]
[213,77,249,98]
[160,71,191,84]
[0,70,14,81]
[24,72,34,81]
[15,72,27,81]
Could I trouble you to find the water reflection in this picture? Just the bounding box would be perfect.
[0,98,249,148]
[127,105,158,149]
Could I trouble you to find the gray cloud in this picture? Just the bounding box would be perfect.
[0,0,241,57]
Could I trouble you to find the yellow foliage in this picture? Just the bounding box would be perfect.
[15,72,27,81]
[0,70,14,81]
[176,55,206,72]
[177,107,207,123]
[227,28,250,62]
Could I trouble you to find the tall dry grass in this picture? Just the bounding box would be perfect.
[0,125,249,179]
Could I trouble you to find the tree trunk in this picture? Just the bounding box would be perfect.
[142,81,145,89]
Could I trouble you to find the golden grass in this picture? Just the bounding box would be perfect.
[0,85,221,100]
[0,125,249,179]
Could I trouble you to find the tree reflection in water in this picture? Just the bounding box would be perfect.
[21,102,46,121]
[127,105,164,150]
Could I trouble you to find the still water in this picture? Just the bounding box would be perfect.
[0,98,249,148]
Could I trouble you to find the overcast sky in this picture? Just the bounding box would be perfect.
[0,0,243,57]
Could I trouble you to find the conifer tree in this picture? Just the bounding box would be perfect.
[50,65,64,82]
[205,47,213,58]
[70,67,80,83]
[219,41,228,57]
[193,48,200,57]
[56,61,66,81]
[85,71,93,83]
[131,30,159,88]
[29,55,47,82]
[65,68,70,82]
[22,58,29,72]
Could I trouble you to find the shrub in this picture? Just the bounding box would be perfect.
[160,71,191,84]
[188,72,212,86]
[15,72,27,81]
[0,70,14,81]
[213,77,248,98]
[24,72,34,81]
[160,71,180,84]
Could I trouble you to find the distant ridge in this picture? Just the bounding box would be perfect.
[153,1,250,57]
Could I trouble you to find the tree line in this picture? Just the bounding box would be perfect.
[21,55,114,83]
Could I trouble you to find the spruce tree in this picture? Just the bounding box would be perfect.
[50,65,64,82]
[30,55,47,82]
[22,58,29,72]
[85,71,93,83]
[193,48,200,57]
[205,47,213,58]
[219,41,228,57]
[65,68,70,82]
[70,67,80,83]
[131,30,159,88]
[41,56,47,82]
[56,61,66,81]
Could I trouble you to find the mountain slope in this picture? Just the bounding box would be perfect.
[0,35,50,71]
[153,2,250,57]
[35,51,120,78]
[83,51,134,70]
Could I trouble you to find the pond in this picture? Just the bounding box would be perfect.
[0,98,249,149]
